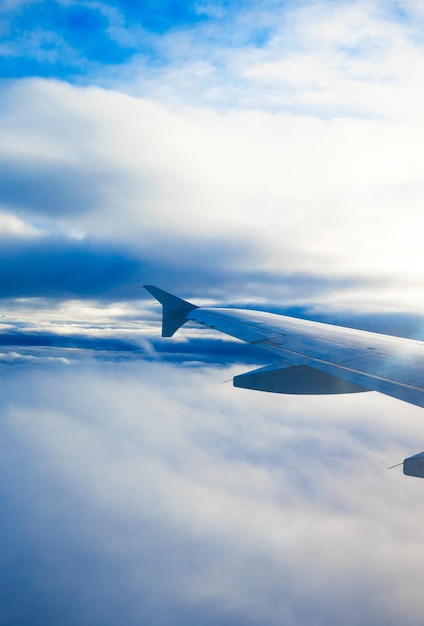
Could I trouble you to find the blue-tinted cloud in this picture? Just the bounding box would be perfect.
[0,236,140,298]
[0,229,380,310]
[0,158,114,216]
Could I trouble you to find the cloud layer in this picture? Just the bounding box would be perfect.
[1,361,424,626]
[1,64,424,308]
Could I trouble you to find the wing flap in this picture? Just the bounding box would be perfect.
[234,362,367,395]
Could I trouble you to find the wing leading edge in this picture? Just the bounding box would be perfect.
[145,285,424,478]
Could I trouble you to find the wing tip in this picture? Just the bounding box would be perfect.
[144,285,198,337]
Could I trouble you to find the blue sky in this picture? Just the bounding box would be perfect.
[2,1,424,625]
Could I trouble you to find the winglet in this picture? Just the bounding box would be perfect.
[144,285,199,337]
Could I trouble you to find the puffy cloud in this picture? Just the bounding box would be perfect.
[1,75,424,309]
[0,360,423,625]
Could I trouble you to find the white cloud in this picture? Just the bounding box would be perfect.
[0,211,38,237]
[1,361,424,624]
[2,75,424,308]
[114,0,424,117]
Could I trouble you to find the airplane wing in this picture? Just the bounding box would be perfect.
[144,285,424,477]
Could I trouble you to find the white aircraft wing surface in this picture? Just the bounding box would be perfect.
[145,285,424,477]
